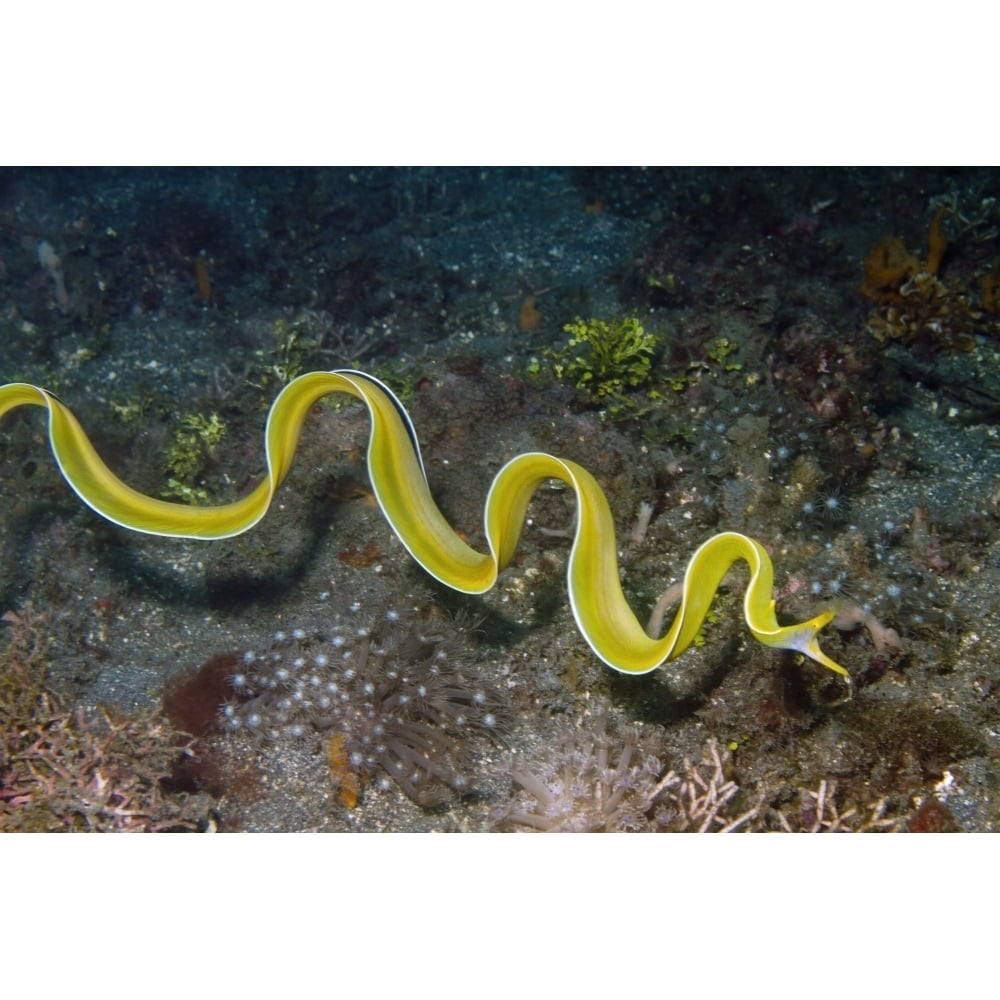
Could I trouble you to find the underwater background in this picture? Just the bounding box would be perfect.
[2,165,999,832]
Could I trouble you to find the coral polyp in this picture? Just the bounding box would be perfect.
[216,605,507,808]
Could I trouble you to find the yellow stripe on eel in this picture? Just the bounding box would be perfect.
[0,370,848,680]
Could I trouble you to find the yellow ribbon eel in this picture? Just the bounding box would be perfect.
[0,370,848,680]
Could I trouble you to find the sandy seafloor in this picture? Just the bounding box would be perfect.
[2,166,1000,832]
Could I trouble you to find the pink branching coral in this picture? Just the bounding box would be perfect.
[1,603,210,832]
[493,714,760,832]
